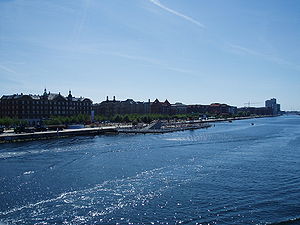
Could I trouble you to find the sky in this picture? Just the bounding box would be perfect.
[0,0,299,110]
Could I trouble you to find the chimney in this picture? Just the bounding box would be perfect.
[106,96,109,101]
[113,96,116,101]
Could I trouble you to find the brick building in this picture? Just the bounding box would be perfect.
[93,96,151,116]
[93,97,174,116]
[237,107,273,116]
[171,103,188,114]
[187,103,237,115]
[150,99,171,114]
[0,89,92,124]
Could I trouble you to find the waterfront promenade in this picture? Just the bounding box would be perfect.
[0,123,209,143]
[0,126,119,143]
[0,115,274,143]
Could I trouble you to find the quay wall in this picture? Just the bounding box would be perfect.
[0,127,118,144]
[0,115,276,144]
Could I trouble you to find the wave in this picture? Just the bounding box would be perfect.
[270,217,300,225]
[0,166,174,223]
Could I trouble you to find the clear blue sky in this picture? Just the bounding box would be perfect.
[0,0,299,110]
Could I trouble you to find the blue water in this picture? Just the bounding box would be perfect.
[0,116,300,224]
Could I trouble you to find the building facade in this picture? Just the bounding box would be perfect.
[237,107,273,116]
[187,103,237,115]
[2,90,277,121]
[93,96,151,116]
[150,99,171,114]
[0,89,92,123]
[171,103,188,114]
[94,100,238,116]
[93,97,175,116]
[265,98,281,115]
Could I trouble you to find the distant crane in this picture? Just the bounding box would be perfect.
[244,101,263,108]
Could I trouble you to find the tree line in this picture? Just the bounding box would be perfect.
[45,113,203,125]
[0,111,252,127]
[0,117,28,128]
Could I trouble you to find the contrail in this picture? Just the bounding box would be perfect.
[149,0,205,28]
[77,0,90,34]
[71,0,91,43]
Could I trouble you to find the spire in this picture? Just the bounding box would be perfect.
[68,90,72,100]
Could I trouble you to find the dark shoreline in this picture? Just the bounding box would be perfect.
[0,115,276,144]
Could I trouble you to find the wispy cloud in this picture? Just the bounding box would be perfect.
[0,64,18,74]
[148,0,205,29]
[45,42,196,74]
[0,64,23,85]
[0,76,22,86]
[42,1,79,15]
[227,43,300,71]
[102,51,195,74]
[227,44,261,56]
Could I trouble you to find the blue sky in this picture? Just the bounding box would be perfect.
[0,0,299,110]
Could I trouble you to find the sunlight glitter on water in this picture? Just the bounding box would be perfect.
[0,116,300,224]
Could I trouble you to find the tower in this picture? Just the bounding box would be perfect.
[43,88,47,96]
[68,90,72,100]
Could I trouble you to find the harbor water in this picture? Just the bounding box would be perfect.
[0,116,299,224]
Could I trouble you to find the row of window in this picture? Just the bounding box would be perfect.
[1,106,91,110]
[0,101,91,106]
[1,111,91,115]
